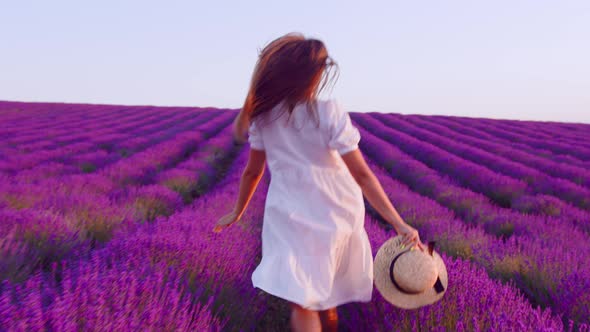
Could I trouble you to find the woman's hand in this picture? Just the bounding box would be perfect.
[394,222,425,252]
[213,211,240,233]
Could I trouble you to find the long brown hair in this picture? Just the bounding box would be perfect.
[242,32,339,127]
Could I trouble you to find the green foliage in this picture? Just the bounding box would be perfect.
[80,162,96,173]
[132,197,175,222]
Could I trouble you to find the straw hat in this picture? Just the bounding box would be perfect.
[374,235,448,309]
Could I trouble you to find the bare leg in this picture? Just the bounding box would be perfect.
[289,302,321,332]
[319,307,338,332]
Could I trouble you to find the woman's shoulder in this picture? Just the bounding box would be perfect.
[316,98,339,108]
[316,98,345,117]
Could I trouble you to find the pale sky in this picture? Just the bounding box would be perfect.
[1,1,589,124]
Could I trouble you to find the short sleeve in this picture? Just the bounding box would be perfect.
[328,100,361,155]
[248,120,265,151]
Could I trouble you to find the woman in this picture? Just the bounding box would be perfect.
[214,32,424,332]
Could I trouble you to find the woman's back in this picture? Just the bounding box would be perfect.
[249,98,361,178]
[215,34,423,330]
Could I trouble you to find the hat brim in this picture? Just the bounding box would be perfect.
[373,235,448,310]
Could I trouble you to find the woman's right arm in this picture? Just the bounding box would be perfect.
[341,148,424,249]
[233,109,249,144]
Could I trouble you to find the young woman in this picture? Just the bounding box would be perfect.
[214,32,424,332]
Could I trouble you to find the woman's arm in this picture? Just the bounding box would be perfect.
[233,149,266,218]
[213,148,266,232]
[233,109,250,144]
[341,148,424,249]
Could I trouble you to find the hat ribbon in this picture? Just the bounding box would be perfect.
[389,241,446,295]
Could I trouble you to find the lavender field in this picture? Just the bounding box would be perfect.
[0,100,589,331]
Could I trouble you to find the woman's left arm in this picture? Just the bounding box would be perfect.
[213,148,266,232]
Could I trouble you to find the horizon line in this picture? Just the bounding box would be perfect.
[1,98,589,126]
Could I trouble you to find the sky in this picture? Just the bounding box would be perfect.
[1,1,589,124]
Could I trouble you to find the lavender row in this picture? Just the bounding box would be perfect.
[365,157,588,328]
[156,128,241,202]
[498,120,590,149]
[353,114,527,208]
[462,116,590,149]
[354,125,590,324]
[72,110,224,173]
[0,101,121,132]
[1,102,199,139]
[6,144,567,331]
[459,116,590,158]
[453,116,589,146]
[543,121,590,139]
[405,115,590,190]
[2,108,210,173]
[107,149,275,329]
[403,116,590,228]
[6,113,233,200]
[2,117,237,229]
[100,114,235,187]
[2,106,211,165]
[339,213,567,331]
[98,141,565,330]
[34,108,178,148]
[0,122,241,283]
[1,104,146,144]
[425,115,590,171]
[353,120,589,253]
[448,116,590,162]
[0,144,580,330]
[0,148,259,331]
[1,114,236,217]
[3,110,227,178]
[372,113,590,212]
[0,107,189,173]
[0,244,227,330]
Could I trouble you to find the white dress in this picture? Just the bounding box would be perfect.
[250,99,373,310]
